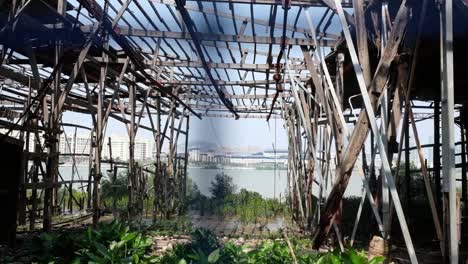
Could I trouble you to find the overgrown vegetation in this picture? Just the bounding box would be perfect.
[29,220,157,263]
[101,171,131,210]
[9,219,386,264]
[158,228,385,264]
[13,171,391,264]
[187,173,288,223]
[147,217,193,236]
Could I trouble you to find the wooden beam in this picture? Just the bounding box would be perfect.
[180,92,290,99]
[160,78,308,86]
[80,25,337,47]
[182,0,356,7]
[152,0,339,39]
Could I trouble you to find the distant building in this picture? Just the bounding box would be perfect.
[189,148,200,161]
[199,153,208,162]
[214,154,230,164]
[57,134,154,161]
[262,150,288,158]
[230,155,287,166]
[102,136,153,161]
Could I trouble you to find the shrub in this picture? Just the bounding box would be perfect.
[159,230,386,264]
[30,220,157,263]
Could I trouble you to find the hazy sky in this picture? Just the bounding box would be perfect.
[62,111,288,151]
[190,116,288,150]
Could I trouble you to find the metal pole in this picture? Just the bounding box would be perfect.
[183,116,190,202]
[434,99,442,208]
[69,127,77,213]
[128,77,136,218]
[440,0,458,262]
[460,117,467,202]
[405,105,411,211]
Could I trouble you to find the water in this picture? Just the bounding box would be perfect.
[58,164,362,198]
[188,167,288,199]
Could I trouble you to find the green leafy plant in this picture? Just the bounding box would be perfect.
[30,220,157,264]
[316,249,385,264]
[218,242,249,264]
[148,218,193,236]
[159,231,385,264]
[158,228,220,264]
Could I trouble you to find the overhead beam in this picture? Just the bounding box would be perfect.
[191,113,283,119]
[76,0,202,119]
[174,0,238,118]
[80,25,337,47]
[188,104,280,111]
[147,60,307,70]
[182,0,355,7]
[152,0,339,39]
[160,78,308,86]
[86,56,308,71]
[180,92,291,99]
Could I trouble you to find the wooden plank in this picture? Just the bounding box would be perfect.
[352,0,371,85]
[23,180,92,189]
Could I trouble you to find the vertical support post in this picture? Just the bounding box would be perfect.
[18,88,31,226]
[405,105,411,211]
[92,24,109,225]
[460,117,467,202]
[183,116,190,202]
[182,85,191,207]
[335,53,344,105]
[69,127,77,213]
[434,99,442,207]
[43,0,66,231]
[93,59,104,226]
[108,137,117,216]
[440,0,458,262]
[370,132,376,193]
[153,93,161,222]
[128,77,136,218]
[168,109,176,218]
[380,1,390,240]
[381,88,390,239]
[30,130,39,231]
[352,0,371,85]
[87,129,93,209]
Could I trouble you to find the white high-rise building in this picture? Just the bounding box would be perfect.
[101,135,154,161]
[59,134,91,155]
[30,133,154,161]
[189,148,200,161]
[1,129,154,161]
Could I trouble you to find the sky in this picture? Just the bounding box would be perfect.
[62,111,288,151]
[189,116,288,150]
